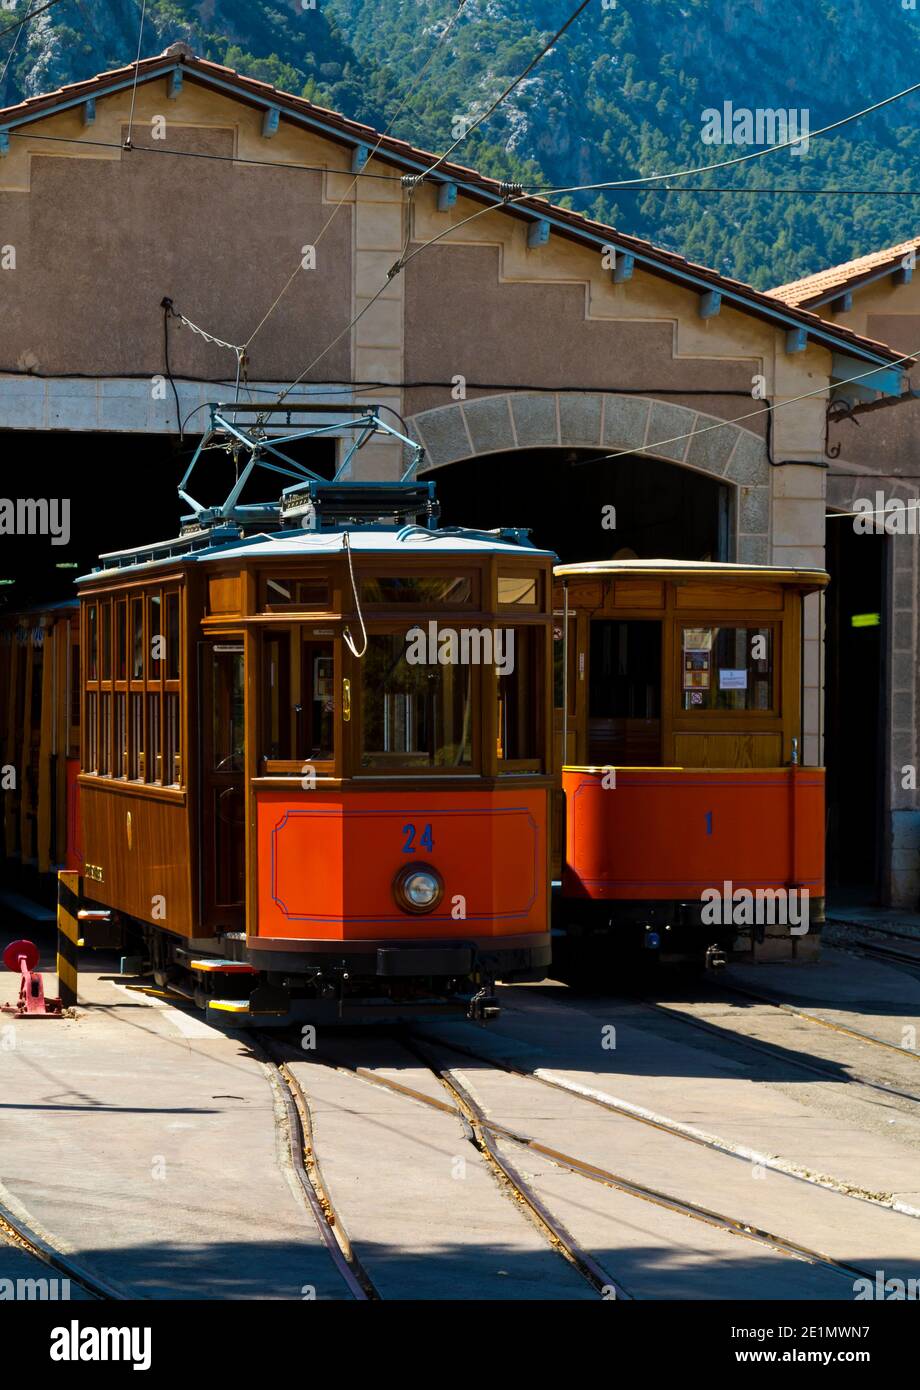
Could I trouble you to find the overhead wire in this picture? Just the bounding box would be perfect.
[273,0,596,409]
[123,0,147,150]
[0,0,70,42]
[244,0,472,353]
[567,347,920,471]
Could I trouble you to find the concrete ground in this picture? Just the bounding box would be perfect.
[0,921,918,1300]
[0,931,348,1300]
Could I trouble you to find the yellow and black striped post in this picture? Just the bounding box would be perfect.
[56,870,81,1008]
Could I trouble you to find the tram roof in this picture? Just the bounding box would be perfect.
[554,558,829,589]
[82,524,555,582]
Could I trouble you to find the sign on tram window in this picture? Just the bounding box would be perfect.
[681,625,773,711]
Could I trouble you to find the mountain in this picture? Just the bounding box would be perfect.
[3,0,920,288]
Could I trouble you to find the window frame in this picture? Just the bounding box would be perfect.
[259,623,338,777]
[674,619,781,720]
[353,621,482,777]
[81,583,184,790]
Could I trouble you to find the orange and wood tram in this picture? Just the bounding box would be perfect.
[1,409,829,1007]
[1,404,555,1023]
[552,559,828,968]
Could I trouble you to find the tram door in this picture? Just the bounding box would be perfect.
[587,620,662,766]
[202,642,246,930]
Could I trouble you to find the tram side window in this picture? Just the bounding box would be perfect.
[87,604,98,681]
[84,586,183,786]
[497,626,541,768]
[498,574,539,607]
[360,575,474,606]
[262,631,335,767]
[263,632,291,761]
[680,626,773,712]
[302,640,334,761]
[360,632,473,770]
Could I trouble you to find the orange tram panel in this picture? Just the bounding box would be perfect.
[553,558,829,965]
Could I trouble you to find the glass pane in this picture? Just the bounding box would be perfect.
[164,692,180,785]
[214,786,245,905]
[129,693,144,779]
[497,626,540,762]
[681,626,773,711]
[498,575,538,606]
[166,592,180,680]
[87,605,97,681]
[147,692,161,783]
[100,603,111,681]
[85,691,97,772]
[300,641,334,761]
[115,600,127,681]
[265,577,329,609]
[360,576,473,605]
[361,633,472,769]
[263,633,291,760]
[131,598,143,679]
[212,648,244,773]
[113,693,126,777]
[147,594,162,679]
[98,692,111,776]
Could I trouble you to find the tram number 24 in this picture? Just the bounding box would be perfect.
[403,823,434,854]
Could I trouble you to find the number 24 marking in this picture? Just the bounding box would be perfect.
[403,822,434,854]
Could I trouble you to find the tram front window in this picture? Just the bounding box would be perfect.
[360,633,473,769]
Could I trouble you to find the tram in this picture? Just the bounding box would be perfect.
[552,559,828,968]
[2,404,554,1023]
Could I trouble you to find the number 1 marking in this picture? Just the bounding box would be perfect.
[705,811,713,836]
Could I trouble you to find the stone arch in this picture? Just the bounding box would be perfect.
[406,392,770,564]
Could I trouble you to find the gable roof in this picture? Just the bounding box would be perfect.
[0,44,911,377]
[771,238,920,308]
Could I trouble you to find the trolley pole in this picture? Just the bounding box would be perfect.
[56,870,81,1008]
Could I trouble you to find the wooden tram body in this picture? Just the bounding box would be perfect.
[0,600,82,879]
[67,472,554,1023]
[553,560,828,965]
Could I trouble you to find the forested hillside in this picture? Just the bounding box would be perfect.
[4,0,919,286]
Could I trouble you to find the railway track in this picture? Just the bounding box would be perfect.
[408,1019,920,1219]
[402,1033,631,1299]
[254,1035,378,1300]
[715,978,920,1060]
[0,1200,133,1301]
[638,996,920,1108]
[264,1032,625,1299]
[823,924,920,977]
[312,1029,878,1291]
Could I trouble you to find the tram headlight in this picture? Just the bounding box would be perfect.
[392,863,444,915]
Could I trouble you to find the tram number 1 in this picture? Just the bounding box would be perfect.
[403,822,434,854]
[705,811,713,837]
